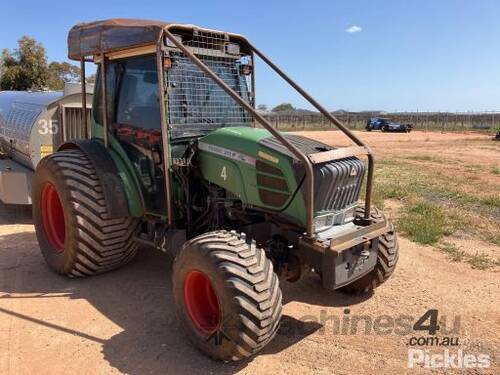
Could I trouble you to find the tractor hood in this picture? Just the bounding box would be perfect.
[198,126,337,165]
[197,126,307,224]
[199,126,275,162]
[197,126,365,228]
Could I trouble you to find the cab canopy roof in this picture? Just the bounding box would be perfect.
[68,19,170,60]
[67,18,247,60]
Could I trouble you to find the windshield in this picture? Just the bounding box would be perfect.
[167,53,252,139]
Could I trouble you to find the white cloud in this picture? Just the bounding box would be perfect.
[345,25,362,33]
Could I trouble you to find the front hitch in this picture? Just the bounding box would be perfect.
[297,215,389,290]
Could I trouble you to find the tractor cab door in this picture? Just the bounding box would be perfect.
[98,54,166,214]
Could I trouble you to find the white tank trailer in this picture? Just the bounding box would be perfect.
[0,84,92,204]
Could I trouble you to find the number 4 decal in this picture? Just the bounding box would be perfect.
[220,166,227,181]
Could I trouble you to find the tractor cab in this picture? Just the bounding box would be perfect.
[81,21,255,215]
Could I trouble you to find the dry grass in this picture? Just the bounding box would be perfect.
[398,201,454,245]
[373,161,499,241]
[368,143,499,268]
[437,242,500,270]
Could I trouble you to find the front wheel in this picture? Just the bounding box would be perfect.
[339,207,399,294]
[173,230,282,361]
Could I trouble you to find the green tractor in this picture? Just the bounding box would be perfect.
[32,19,399,361]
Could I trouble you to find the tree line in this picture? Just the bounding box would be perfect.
[257,103,299,113]
[0,36,94,91]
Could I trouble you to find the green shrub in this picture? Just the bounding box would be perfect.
[480,195,500,208]
[467,253,495,270]
[398,201,453,244]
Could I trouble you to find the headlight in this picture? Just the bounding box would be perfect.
[343,206,356,223]
[314,205,357,232]
[314,215,335,231]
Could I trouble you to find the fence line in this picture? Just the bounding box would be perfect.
[261,112,500,131]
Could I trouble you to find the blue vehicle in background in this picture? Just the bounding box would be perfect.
[366,117,413,132]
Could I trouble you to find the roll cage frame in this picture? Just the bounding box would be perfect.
[76,24,375,238]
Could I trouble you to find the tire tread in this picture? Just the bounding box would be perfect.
[36,149,138,277]
[177,230,282,361]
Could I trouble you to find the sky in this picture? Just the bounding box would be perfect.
[1,0,499,112]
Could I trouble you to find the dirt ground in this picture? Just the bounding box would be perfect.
[295,129,500,170]
[0,131,499,374]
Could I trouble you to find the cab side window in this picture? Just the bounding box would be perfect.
[93,54,161,129]
[115,56,161,129]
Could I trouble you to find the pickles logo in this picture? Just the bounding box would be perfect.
[408,349,490,369]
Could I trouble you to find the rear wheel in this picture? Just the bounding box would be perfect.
[339,207,399,294]
[173,230,282,361]
[32,149,139,277]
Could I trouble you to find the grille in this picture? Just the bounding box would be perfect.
[62,107,91,141]
[166,30,253,139]
[259,134,365,213]
[313,157,365,213]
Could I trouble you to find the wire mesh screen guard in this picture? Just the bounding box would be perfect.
[166,30,253,139]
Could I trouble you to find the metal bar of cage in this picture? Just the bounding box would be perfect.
[248,43,375,220]
[161,26,374,236]
[80,58,88,139]
[156,35,174,225]
[161,27,317,236]
[100,52,109,148]
[251,50,256,109]
[79,25,374,235]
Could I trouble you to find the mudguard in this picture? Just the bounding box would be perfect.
[58,139,129,218]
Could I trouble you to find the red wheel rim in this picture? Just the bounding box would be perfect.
[41,182,66,253]
[183,270,221,335]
